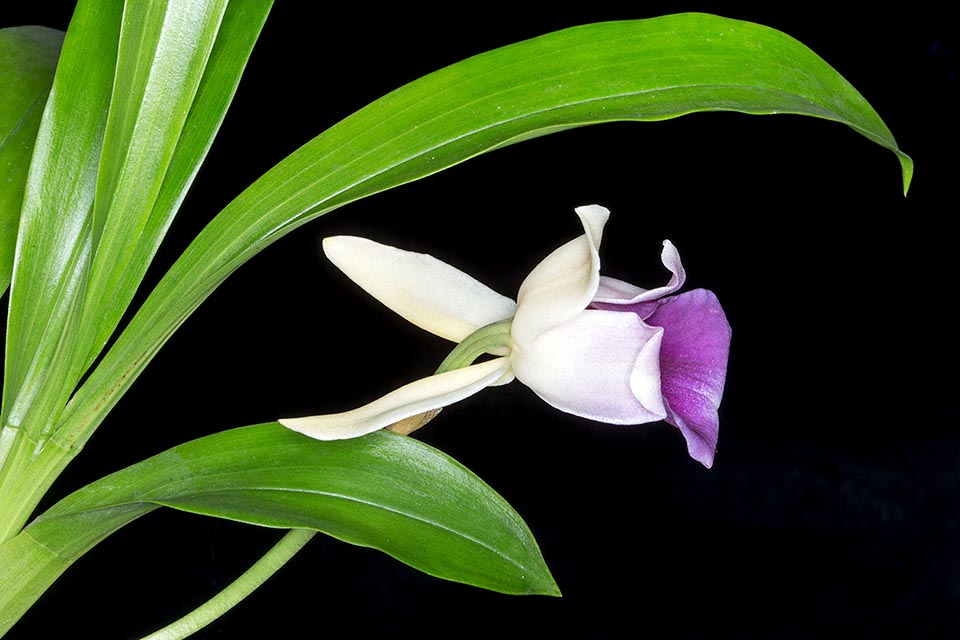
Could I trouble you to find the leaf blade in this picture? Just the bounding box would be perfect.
[57,425,555,594]
[1,1,122,440]
[75,0,242,371]
[1,0,272,444]
[0,26,63,297]
[59,13,911,449]
[0,424,555,632]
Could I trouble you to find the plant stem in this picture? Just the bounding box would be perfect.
[139,529,316,640]
[433,318,512,374]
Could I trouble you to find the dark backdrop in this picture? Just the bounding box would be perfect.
[2,2,956,638]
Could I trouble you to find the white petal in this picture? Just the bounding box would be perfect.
[323,236,516,343]
[510,309,667,424]
[279,357,511,440]
[512,205,609,350]
[592,240,686,304]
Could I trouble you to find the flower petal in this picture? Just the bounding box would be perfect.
[646,289,731,468]
[512,205,609,350]
[592,240,686,316]
[511,309,667,424]
[323,236,517,343]
[279,357,511,440]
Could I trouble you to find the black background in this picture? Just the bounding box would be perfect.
[2,2,957,638]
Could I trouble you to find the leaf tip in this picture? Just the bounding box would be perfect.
[520,562,562,597]
[899,152,914,196]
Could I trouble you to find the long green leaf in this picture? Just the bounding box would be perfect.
[2,0,271,446]
[0,425,556,634]
[1,1,121,446]
[0,4,121,545]
[56,13,911,453]
[0,0,272,541]
[75,0,273,375]
[0,26,63,297]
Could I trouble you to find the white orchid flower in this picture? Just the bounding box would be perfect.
[280,205,731,467]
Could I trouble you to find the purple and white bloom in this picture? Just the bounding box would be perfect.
[280,205,731,467]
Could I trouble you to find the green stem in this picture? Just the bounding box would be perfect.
[433,319,512,374]
[140,529,316,640]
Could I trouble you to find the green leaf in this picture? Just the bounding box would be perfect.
[0,26,63,297]
[0,0,272,544]
[75,0,273,376]
[2,0,271,445]
[0,1,125,547]
[1,1,122,446]
[0,425,556,634]
[57,13,911,453]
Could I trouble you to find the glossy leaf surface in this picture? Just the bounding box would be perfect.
[0,425,556,633]
[0,0,272,548]
[0,26,62,296]
[0,2,120,442]
[2,0,271,444]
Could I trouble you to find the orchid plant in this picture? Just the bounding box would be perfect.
[0,2,911,638]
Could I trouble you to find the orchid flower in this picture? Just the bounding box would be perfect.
[280,205,731,467]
